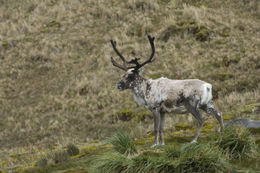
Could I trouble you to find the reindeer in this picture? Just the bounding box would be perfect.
[110,35,224,147]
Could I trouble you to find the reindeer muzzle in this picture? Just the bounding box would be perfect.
[117,82,125,90]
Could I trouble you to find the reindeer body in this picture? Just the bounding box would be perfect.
[132,77,212,112]
[110,35,224,147]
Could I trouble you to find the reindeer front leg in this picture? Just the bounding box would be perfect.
[151,109,160,148]
[159,112,165,145]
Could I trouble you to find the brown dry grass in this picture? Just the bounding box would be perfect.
[0,0,259,166]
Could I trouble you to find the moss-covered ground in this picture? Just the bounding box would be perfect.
[0,126,259,172]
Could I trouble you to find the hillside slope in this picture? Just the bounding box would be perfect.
[0,0,259,151]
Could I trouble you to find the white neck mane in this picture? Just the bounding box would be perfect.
[131,79,149,107]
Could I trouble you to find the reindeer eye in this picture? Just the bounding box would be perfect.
[126,75,134,80]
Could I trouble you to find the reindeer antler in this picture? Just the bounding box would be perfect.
[110,56,127,71]
[139,35,155,68]
[110,40,129,71]
[110,35,155,72]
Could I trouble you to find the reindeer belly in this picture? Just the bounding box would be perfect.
[161,99,188,113]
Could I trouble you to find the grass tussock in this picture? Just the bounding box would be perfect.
[93,152,132,173]
[36,149,70,167]
[93,131,231,173]
[131,153,178,173]
[107,131,137,156]
[66,143,80,156]
[35,144,79,168]
[177,143,231,172]
[93,144,231,172]
[213,127,259,159]
[164,145,181,159]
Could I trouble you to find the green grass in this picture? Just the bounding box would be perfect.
[9,130,259,172]
[177,143,231,172]
[92,152,132,173]
[93,131,232,173]
[66,143,80,156]
[164,145,181,159]
[107,131,137,156]
[92,130,260,172]
[213,126,259,159]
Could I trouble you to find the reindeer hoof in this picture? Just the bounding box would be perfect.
[190,140,197,143]
[217,127,224,132]
[151,143,159,148]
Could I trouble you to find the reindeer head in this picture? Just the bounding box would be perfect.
[110,35,155,90]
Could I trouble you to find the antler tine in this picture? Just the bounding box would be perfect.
[139,35,155,68]
[110,36,155,72]
[110,40,129,64]
[110,57,127,71]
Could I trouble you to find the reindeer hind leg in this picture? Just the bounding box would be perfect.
[184,102,204,143]
[201,101,224,132]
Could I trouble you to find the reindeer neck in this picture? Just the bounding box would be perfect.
[131,76,149,106]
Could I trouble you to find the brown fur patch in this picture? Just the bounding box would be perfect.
[164,99,174,108]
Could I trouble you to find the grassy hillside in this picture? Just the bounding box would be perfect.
[0,0,260,171]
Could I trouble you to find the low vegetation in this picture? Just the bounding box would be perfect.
[35,144,80,167]
[213,126,259,159]
[2,129,259,172]
[93,129,260,173]
[107,131,137,156]
[66,143,80,156]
